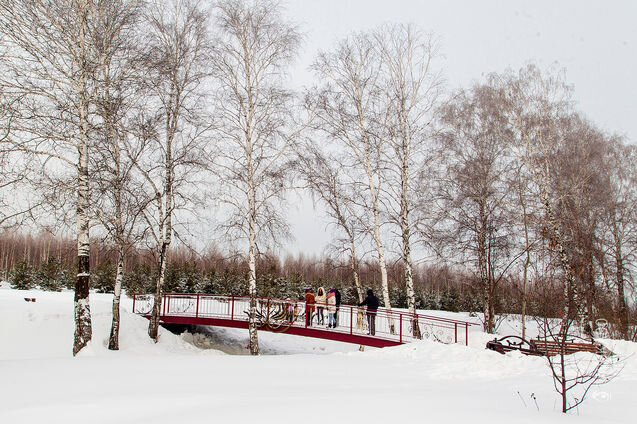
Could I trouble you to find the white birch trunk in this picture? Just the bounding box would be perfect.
[149,241,168,341]
[477,203,493,334]
[107,131,124,349]
[248,211,259,355]
[74,113,92,355]
[519,183,531,340]
[538,182,585,336]
[73,3,92,355]
[349,238,364,303]
[399,142,419,337]
[401,214,419,338]
[148,77,176,340]
[363,152,394,333]
[247,147,260,355]
[108,245,125,350]
[371,192,394,333]
[149,160,173,341]
[101,67,126,350]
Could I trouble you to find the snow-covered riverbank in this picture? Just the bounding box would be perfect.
[1,286,634,423]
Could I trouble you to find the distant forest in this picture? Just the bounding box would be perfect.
[0,231,627,331]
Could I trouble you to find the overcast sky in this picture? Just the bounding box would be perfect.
[279,0,637,257]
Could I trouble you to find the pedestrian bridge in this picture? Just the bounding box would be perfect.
[132,293,479,348]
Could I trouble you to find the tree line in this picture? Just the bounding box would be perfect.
[1,230,588,326]
[1,0,635,356]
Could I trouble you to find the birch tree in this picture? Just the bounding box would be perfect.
[374,24,443,336]
[139,0,212,341]
[548,115,609,333]
[209,0,301,355]
[437,81,518,333]
[89,0,145,350]
[310,32,395,326]
[0,0,108,355]
[503,65,590,337]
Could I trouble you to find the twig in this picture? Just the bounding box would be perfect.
[516,391,527,407]
[530,393,539,411]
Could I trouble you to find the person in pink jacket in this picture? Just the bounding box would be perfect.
[327,289,337,328]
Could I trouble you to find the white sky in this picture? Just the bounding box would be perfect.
[282,0,637,258]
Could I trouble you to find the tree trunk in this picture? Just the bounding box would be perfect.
[585,251,596,333]
[560,347,567,413]
[538,183,585,336]
[375,224,394,333]
[74,151,92,355]
[399,156,419,338]
[247,210,259,355]
[519,180,531,340]
[148,241,168,341]
[402,218,419,338]
[103,73,125,350]
[521,251,530,340]
[361,141,393,331]
[349,239,364,303]
[612,217,630,339]
[371,190,394,333]
[73,48,92,355]
[247,150,260,355]
[149,98,175,340]
[478,206,493,333]
[373,210,390,307]
[108,245,125,350]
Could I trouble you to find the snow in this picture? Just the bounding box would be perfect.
[1,285,635,423]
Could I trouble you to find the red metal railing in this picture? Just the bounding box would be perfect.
[132,293,479,346]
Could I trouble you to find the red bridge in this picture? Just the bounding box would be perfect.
[132,293,479,348]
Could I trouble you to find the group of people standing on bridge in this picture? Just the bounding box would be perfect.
[304,287,340,328]
[303,287,380,336]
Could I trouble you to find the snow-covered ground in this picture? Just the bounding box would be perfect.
[0,283,634,423]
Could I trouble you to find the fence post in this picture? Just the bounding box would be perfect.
[195,294,200,318]
[454,322,458,343]
[231,295,235,320]
[399,314,403,343]
[465,323,469,346]
[162,294,166,316]
[132,294,136,314]
[350,307,353,335]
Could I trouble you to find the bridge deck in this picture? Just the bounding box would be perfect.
[133,293,479,348]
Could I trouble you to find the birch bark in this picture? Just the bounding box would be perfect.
[73,0,93,356]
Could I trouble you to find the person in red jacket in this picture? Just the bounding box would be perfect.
[305,288,315,327]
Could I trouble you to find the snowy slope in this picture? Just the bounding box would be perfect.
[0,286,634,424]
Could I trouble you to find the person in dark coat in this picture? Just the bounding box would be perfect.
[358,289,379,335]
[334,288,341,327]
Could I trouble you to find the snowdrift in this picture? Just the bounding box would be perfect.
[0,286,634,424]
